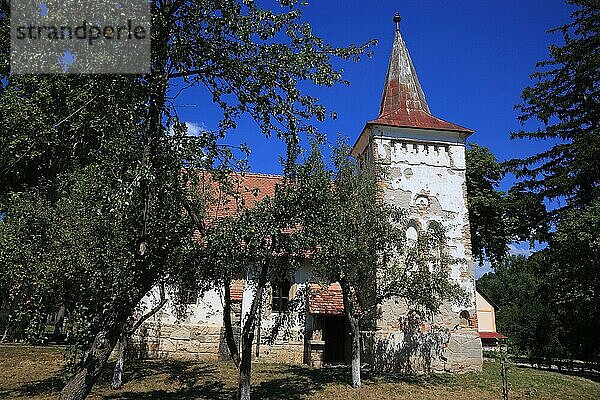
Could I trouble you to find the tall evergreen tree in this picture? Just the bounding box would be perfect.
[505,0,599,361]
[508,0,599,211]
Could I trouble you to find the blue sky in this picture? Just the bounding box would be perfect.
[174,0,573,179]
[172,1,573,277]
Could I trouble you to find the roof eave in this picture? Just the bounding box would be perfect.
[368,119,475,135]
[351,123,372,158]
[351,120,475,159]
[477,287,500,311]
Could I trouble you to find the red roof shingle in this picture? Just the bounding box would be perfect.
[308,283,345,315]
[370,24,473,134]
[230,287,244,303]
[196,172,283,220]
[479,332,507,339]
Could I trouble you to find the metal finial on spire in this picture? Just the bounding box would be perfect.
[393,12,401,31]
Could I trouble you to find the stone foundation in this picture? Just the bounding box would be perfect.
[132,322,221,360]
[133,321,305,364]
[443,331,484,372]
[361,328,482,373]
[256,340,305,364]
[133,320,481,374]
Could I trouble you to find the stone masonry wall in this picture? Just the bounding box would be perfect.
[132,322,221,360]
[132,282,307,363]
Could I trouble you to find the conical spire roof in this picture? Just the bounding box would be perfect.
[369,14,473,133]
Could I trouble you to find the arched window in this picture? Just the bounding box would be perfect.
[406,226,418,241]
[459,310,471,327]
[406,220,421,241]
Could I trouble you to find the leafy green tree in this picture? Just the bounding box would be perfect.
[508,0,599,210]
[0,73,151,348]
[466,144,548,266]
[0,188,60,343]
[477,254,563,360]
[299,139,466,387]
[198,178,305,400]
[466,144,510,265]
[0,1,374,399]
[545,198,600,361]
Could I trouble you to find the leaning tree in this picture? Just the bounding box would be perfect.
[0,1,375,398]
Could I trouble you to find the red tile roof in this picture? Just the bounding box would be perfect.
[308,283,345,315]
[370,110,473,133]
[197,172,283,220]
[479,331,507,339]
[189,172,283,242]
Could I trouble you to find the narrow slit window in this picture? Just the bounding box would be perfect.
[271,280,291,313]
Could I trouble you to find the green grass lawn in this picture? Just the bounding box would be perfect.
[0,344,598,399]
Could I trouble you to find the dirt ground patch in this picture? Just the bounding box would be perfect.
[0,344,598,399]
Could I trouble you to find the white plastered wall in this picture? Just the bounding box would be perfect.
[370,125,477,323]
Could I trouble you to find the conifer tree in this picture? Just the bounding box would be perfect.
[508,0,599,211]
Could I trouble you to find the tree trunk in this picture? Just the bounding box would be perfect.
[111,338,126,389]
[112,282,167,390]
[60,273,161,399]
[238,335,253,400]
[59,327,121,400]
[349,316,361,388]
[237,263,269,400]
[340,277,361,388]
[1,315,12,342]
[254,310,262,359]
[53,304,66,337]
[223,277,241,367]
[61,5,174,398]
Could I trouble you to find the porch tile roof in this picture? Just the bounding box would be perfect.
[308,283,345,315]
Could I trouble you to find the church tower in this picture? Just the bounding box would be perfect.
[353,13,483,372]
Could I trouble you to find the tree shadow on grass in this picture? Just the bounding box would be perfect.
[514,364,600,383]
[1,376,64,398]
[101,383,233,400]
[129,359,221,386]
[253,364,453,400]
[101,361,349,400]
[4,356,459,400]
[253,365,349,400]
[101,359,235,400]
[1,354,460,400]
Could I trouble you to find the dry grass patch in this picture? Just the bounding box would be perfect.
[0,344,598,399]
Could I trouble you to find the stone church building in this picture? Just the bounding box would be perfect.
[135,14,483,373]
